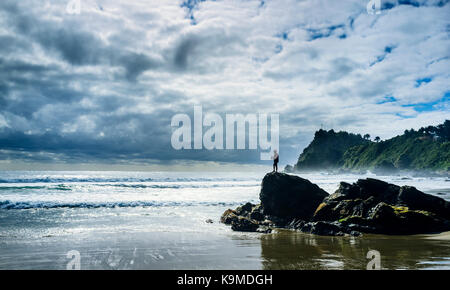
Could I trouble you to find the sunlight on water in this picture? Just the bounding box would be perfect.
[0,171,449,269]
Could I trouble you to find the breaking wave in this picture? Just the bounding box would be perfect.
[0,183,258,191]
[0,177,258,184]
[0,200,248,210]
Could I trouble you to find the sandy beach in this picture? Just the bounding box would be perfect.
[1,171,449,270]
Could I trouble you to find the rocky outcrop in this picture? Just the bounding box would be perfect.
[260,172,329,220]
[312,178,450,235]
[221,203,272,233]
[221,173,450,236]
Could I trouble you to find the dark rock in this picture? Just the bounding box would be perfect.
[231,217,259,232]
[264,215,289,227]
[310,221,344,236]
[367,202,450,234]
[397,186,450,220]
[313,197,377,222]
[329,178,400,204]
[300,221,346,236]
[368,202,399,230]
[260,172,329,220]
[249,204,264,221]
[396,210,447,234]
[235,202,254,216]
[222,174,450,237]
[205,219,213,224]
[220,209,238,224]
[349,231,362,237]
[299,220,363,236]
[312,201,337,221]
[314,178,450,235]
[286,218,305,230]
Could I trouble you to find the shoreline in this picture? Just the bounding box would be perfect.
[272,228,450,240]
[1,171,449,270]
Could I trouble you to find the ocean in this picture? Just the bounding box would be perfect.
[0,170,449,270]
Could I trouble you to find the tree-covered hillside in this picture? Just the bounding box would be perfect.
[294,120,450,174]
[295,129,369,170]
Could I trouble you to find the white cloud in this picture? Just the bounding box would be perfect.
[0,0,448,165]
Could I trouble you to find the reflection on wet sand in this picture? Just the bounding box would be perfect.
[260,230,450,270]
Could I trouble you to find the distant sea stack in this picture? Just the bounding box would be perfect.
[291,120,450,175]
[221,172,450,236]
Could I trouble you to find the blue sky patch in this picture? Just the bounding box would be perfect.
[402,91,450,112]
[370,45,395,66]
[377,96,397,104]
[306,24,345,41]
[415,77,432,87]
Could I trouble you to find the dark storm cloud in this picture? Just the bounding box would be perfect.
[35,27,104,66]
[120,52,160,81]
[0,0,448,166]
[0,109,173,160]
[0,58,90,119]
[174,37,198,69]
[0,0,293,165]
[171,29,245,72]
[1,1,161,78]
[0,35,31,54]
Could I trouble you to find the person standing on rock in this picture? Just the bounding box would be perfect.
[272,150,279,172]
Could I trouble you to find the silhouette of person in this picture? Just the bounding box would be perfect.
[272,150,279,172]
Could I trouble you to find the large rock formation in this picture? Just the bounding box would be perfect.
[260,172,329,220]
[221,173,450,236]
[312,178,450,235]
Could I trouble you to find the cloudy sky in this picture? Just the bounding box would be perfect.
[0,0,449,170]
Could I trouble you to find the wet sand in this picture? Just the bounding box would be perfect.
[2,224,449,269]
[260,230,450,270]
[1,171,449,270]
